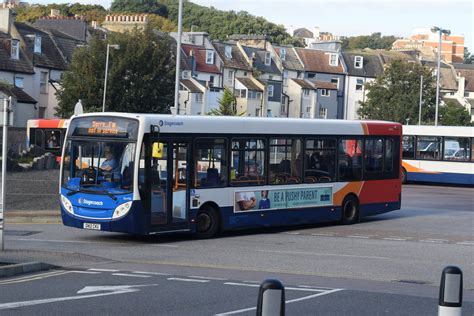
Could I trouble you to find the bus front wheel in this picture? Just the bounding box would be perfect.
[341,195,359,225]
[195,206,220,239]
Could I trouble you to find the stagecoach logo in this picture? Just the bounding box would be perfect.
[159,120,184,127]
[78,198,104,206]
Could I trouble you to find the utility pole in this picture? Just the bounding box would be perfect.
[418,75,423,125]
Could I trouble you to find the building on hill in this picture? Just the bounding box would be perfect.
[341,51,384,120]
[34,10,89,43]
[102,14,148,33]
[0,8,77,124]
[295,48,345,119]
[392,28,465,64]
[290,26,341,50]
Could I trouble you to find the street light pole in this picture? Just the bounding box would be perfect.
[102,44,120,112]
[418,75,423,125]
[0,96,11,251]
[431,26,450,126]
[173,0,183,115]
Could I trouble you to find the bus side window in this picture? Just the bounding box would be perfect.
[194,138,227,188]
[402,136,415,159]
[338,139,363,182]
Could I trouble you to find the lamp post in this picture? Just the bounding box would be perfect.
[102,44,120,112]
[173,0,184,115]
[431,26,450,126]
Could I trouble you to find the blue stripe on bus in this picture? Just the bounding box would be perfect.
[61,201,400,235]
[407,171,474,185]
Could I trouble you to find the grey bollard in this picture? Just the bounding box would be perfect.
[256,279,285,316]
[438,266,462,316]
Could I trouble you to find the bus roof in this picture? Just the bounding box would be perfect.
[403,125,473,138]
[70,113,402,136]
[27,119,69,129]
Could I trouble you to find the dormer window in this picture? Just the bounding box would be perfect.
[354,56,363,69]
[264,52,271,66]
[11,39,19,60]
[34,34,42,54]
[225,45,232,59]
[280,48,286,61]
[205,50,214,64]
[329,53,338,66]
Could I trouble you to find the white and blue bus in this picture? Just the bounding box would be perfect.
[60,113,402,237]
[402,125,474,185]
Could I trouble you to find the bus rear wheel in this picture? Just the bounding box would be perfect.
[341,195,359,225]
[195,206,220,239]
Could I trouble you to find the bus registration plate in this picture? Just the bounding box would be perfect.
[83,223,101,230]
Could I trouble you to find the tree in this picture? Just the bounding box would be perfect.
[111,0,168,17]
[358,60,436,124]
[208,87,242,116]
[56,26,176,117]
[341,33,398,50]
[464,47,473,64]
[439,100,471,126]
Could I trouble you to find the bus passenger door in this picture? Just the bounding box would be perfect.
[148,139,190,231]
[171,142,189,225]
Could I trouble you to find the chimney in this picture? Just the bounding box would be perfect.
[313,26,320,40]
[50,9,60,17]
[0,8,12,34]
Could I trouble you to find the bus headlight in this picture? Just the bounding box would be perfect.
[61,195,74,215]
[112,201,132,219]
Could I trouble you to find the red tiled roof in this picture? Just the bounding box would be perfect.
[295,48,344,74]
[182,44,220,74]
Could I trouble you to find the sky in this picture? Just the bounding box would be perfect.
[29,0,474,50]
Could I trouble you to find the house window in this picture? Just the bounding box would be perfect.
[205,50,214,64]
[195,93,203,102]
[40,71,48,94]
[303,89,310,97]
[209,75,214,87]
[264,52,271,66]
[331,78,339,89]
[283,70,288,79]
[225,46,232,59]
[268,84,274,97]
[34,34,42,54]
[182,71,190,79]
[240,89,247,98]
[329,53,338,66]
[356,79,364,91]
[354,56,363,69]
[307,73,316,79]
[319,107,328,118]
[280,48,286,61]
[11,39,19,60]
[228,70,234,84]
[14,76,24,88]
[321,89,330,97]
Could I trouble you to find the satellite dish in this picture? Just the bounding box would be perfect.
[74,99,84,115]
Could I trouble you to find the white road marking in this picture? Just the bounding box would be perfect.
[347,235,370,239]
[132,271,171,276]
[224,282,259,288]
[216,288,343,315]
[0,270,68,285]
[188,275,228,281]
[112,273,151,278]
[420,239,448,243]
[242,280,261,284]
[167,277,210,283]
[0,284,158,310]
[311,233,335,236]
[256,249,390,260]
[69,271,101,274]
[383,237,408,241]
[88,268,120,272]
[150,244,179,248]
[456,241,474,246]
[285,232,301,235]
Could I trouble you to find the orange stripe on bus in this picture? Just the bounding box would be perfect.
[333,181,364,206]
